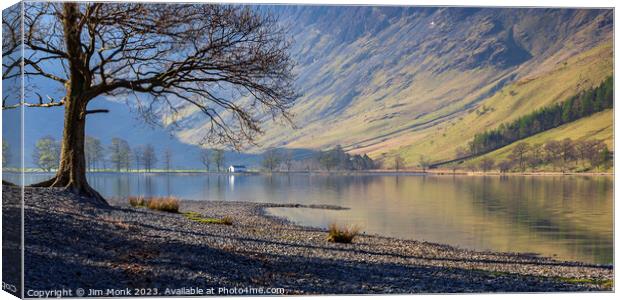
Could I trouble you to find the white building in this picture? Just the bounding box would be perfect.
[228,165,247,173]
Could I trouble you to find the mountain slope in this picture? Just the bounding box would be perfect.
[174,7,612,162]
[368,41,613,166]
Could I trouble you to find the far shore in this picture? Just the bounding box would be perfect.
[422,169,614,176]
[3,168,613,177]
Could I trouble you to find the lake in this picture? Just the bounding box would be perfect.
[9,172,613,264]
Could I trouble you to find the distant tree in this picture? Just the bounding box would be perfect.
[544,140,563,171]
[142,145,157,172]
[448,163,461,174]
[125,148,134,172]
[109,138,131,172]
[2,140,10,168]
[283,150,294,172]
[133,145,145,171]
[319,150,339,171]
[587,140,611,170]
[509,142,530,171]
[594,147,612,171]
[479,158,495,172]
[574,139,592,166]
[374,158,385,170]
[163,148,173,172]
[559,138,576,171]
[497,160,512,173]
[199,148,211,172]
[33,136,61,172]
[262,148,282,172]
[318,145,350,171]
[350,154,375,171]
[528,143,544,169]
[394,154,405,171]
[212,149,225,172]
[361,154,376,170]
[418,155,431,172]
[85,136,104,171]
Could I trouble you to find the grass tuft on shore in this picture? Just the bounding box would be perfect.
[128,196,180,213]
[327,223,359,244]
[183,211,233,225]
[128,196,147,207]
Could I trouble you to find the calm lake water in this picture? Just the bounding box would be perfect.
[10,172,613,264]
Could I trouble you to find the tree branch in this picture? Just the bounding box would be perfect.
[2,96,66,110]
[85,109,109,114]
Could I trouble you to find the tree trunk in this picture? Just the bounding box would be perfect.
[31,97,107,205]
[31,3,107,205]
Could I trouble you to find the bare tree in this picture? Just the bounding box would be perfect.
[509,142,530,172]
[418,155,431,172]
[544,140,563,171]
[528,143,544,169]
[479,158,495,172]
[142,144,157,172]
[3,3,296,202]
[163,148,173,172]
[559,138,576,172]
[497,160,512,173]
[133,145,145,171]
[283,150,294,172]
[85,136,104,171]
[199,148,211,172]
[319,151,338,171]
[394,154,405,171]
[574,139,590,165]
[109,138,131,172]
[262,148,282,172]
[212,149,225,172]
[585,139,609,170]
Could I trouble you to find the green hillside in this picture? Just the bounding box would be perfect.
[464,109,612,170]
[371,41,613,168]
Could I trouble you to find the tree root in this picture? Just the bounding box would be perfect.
[30,176,58,187]
[30,176,109,207]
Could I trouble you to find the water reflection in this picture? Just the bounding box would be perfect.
[9,172,613,264]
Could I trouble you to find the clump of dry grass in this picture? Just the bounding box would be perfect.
[327,223,360,244]
[128,196,179,213]
[128,196,147,207]
[219,216,234,225]
[146,197,180,213]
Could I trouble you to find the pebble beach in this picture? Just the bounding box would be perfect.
[2,185,613,295]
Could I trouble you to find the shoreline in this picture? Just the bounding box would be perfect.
[3,170,613,177]
[256,203,612,268]
[8,186,614,293]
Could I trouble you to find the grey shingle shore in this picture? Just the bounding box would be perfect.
[9,186,612,295]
